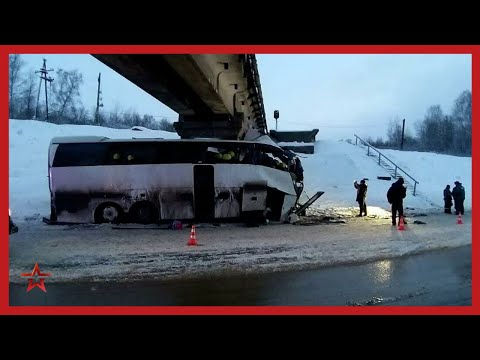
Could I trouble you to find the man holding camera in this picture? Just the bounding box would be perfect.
[354,179,368,217]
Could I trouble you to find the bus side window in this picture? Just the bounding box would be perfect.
[129,144,156,164]
[52,143,109,167]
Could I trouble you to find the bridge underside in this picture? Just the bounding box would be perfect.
[93,54,267,139]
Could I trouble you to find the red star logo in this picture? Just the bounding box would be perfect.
[21,263,52,293]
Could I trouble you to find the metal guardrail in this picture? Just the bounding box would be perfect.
[354,134,419,196]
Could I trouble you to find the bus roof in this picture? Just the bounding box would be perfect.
[50,136,109,143]
[50,136,283,151]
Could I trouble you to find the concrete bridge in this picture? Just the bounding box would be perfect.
[93,54,267,139]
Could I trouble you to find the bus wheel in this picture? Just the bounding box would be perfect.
[95,203,123,224]
[129,201,158,224]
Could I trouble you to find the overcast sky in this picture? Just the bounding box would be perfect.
[20,54,471,140]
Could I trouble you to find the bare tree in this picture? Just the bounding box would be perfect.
[387,117,403,147]
[380,90,470,155]
[52,69,84,122]
[141,114,155,129]
[120,109,142,128]
[9,54,26,117]
[70,105,90,124]
[451,90,471,155]
[107,103,122,127]
[452,90,471,124]
[20,70,37,119]
[417,105,444,151]
[159,118,176,132]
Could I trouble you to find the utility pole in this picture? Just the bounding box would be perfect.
[95,72,103,124]
[33,58,54,121]
[400,118,405,150]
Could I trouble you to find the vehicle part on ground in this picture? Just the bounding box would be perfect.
[293,191,325,215]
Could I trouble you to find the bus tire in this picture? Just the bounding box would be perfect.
[95,203,123,224]
[129,201,158,224]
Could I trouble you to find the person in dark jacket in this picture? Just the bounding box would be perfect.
[443,185,453,214]
[387,177,407,225]
[451,181,465,215]
[354,179,368,216]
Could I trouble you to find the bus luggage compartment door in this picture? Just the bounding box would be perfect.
[194,165,215,220]
[242,182,268,212]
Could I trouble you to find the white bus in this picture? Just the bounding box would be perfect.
[47,137,304,224]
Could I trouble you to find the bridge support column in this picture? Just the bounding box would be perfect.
[174,114,244,139]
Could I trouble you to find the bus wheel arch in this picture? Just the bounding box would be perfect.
[94,202,124,224]
[128,201,158,224]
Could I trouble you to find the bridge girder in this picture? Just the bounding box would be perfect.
[93,54,267,139]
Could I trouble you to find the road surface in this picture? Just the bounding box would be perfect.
[10,245,471,306]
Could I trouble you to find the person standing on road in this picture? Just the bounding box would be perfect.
[443,185,453,214]
[387,177,407,226]
[354,179,368,217]
[451,181,465,215]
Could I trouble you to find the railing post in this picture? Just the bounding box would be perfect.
[378,153,381,165]
[413,182,417,196]
[367,146,370,156]
[394,166,397,178]
[355,136,358,145]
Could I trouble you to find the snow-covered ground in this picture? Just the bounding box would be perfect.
[8,119,472,283]
[300,140,471,212]
[379,148,471,209]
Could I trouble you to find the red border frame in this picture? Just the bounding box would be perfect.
[2,45,478,315]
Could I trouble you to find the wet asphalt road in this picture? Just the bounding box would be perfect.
[10,245,471,306]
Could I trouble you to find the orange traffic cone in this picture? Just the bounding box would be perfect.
[398,216,405,231]
[457,214,463,225]
[187,225,198,246]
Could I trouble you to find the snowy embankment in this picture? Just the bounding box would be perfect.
[300,140,471,213]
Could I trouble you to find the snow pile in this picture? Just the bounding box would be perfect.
[277,141,314,146]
